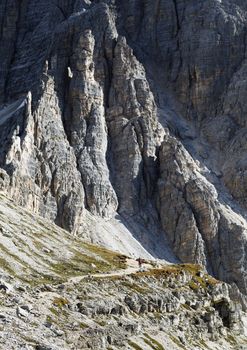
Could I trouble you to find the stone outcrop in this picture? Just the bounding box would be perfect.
[0,0,247,302]
[0,193,245,350]
[106,36,161,215]
[156,135,247,296]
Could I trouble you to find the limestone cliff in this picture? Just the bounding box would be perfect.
[0,0,247,304]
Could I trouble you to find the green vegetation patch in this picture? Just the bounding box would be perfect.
[143,334,165,350]
[0,256,16,275]
[134,263,219,289]
[95,319,107,327]
[82,242,127,269]
[169,335,186,349]
[188,280,200,291]
[21,273,63,287]
[52,297,69,308]
[143,338,157,350]
[181,303,191,311]
[0,243,31,270]
[198,339,211,349]
[226,334,237,345]
[51,252,109,277]
[79,322,90,329]
[51,244,127,280]
[128,340,144,350]
[122,281,150,294]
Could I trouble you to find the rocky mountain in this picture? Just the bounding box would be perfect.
[0,192,246,349]
[0,0,247,348]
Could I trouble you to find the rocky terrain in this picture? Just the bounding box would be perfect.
[0,192,246,350]
[1,0,247,348]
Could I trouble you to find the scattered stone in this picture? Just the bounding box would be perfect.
[0,280,13,294]
[16,306,29,318]
[52,328,64,337]
[42,248,51,254]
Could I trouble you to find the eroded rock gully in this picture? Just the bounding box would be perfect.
[0,0,247,302]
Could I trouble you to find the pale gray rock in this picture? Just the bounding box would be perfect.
[0,0,247,305]
[16,306,29,318]
[107,36,161,215]
[156,134,247,295]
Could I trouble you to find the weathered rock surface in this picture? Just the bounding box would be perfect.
[156,135,247,297]
[0,0,247,311]
[0,192,246,349]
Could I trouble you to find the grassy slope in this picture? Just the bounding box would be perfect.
[0,192,127,286]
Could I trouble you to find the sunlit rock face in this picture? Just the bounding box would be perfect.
[0,0,247,298]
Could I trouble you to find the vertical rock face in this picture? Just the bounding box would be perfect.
[107,36,161,215]
[0,0,247,298]
[119,0,247,119]
[156,135,247,295]
[67,26,118,218]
